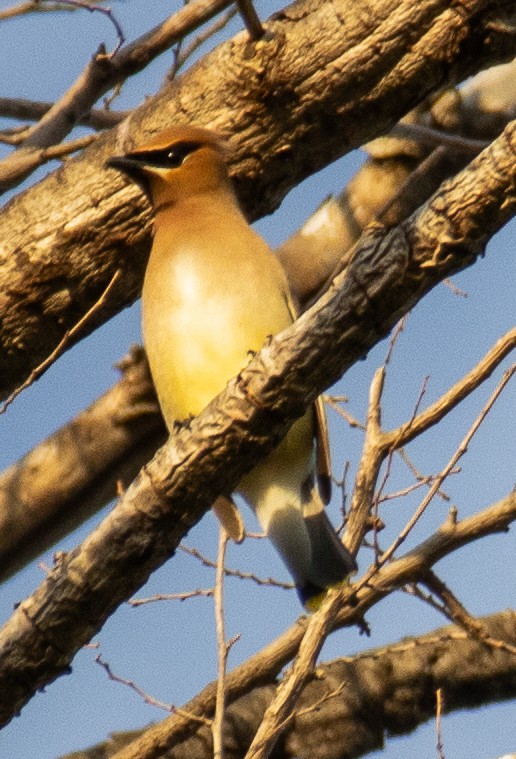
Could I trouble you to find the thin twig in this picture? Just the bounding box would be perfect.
[129,588,214,606]
[0,269,121,414]
[95,654,212,725]
[179,544,293,590]
[375,364,515,568]
[335,459,351,533]
[168,7,237,80]
[435,688,445,759]
[46,0,125,53]
[422,570,516,657]
[213,528,229,759]
[403,582,449,616]
[397,448,452,502]
[323,395,364,430]
[378,469,460,504]
[384,316,407,365]
[392,121,488,154]
[442,278,468,297]
[235,0,264,40]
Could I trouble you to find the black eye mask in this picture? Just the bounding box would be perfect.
[133,141,202,169]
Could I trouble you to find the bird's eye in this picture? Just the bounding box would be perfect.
[138,141,201,169]
[166,150,187,168]
[164,142,201,168]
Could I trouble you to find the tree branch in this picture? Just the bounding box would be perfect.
[108,495,516,759]
[0,121,513,727]
[0,97,127,130]
[1,0,514,399]
[0,0,235,193]
[53,611,516,759]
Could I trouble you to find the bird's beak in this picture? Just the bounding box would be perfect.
[106,156,151,200]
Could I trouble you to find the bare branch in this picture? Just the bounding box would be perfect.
[421,570,516,657]
[167,7,237,80]
[179,544,293,590]
[0,0,88,20]
[0,0,235,193]
[95,654,212,725]
[1,0,515,398]
[129,588,214,605]
[213,528,230,759]
[109,495,516,759]
[46,0,125,52]
[0,97,128,129]
[0,118,514,726]
[235,0,264,41]
[436,688,445,759]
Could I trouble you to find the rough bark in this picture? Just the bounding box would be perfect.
[1,63,515,583]
[0,347,165,583]
[0,121,513,728]
[60,610,516,759]
[1,0,515,399]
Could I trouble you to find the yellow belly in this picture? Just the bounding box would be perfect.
[141,220,315,520]
[143,243,294,425]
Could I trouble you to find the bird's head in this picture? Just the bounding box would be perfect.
[106,125,231,208]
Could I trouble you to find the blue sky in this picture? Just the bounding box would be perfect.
[0,1,514,757]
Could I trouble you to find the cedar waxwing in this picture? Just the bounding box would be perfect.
[107,125,356,608]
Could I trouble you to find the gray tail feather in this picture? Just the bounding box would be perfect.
[299,511,356,605]
[266,508,356,607]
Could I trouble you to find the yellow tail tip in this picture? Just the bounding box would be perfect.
[301,576,354,613]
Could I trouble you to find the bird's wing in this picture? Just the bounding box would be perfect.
[314,396,332,504]
[282,287,332,505]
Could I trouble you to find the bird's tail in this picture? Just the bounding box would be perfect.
[266,498,356,610]
[298,509,356,610]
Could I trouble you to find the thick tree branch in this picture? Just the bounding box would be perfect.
[1,65,514,584]
[0,0,235,193]
[0,0,515,399]
[0,122,514,727]
[105,495,516,759]
[75,610,515,759]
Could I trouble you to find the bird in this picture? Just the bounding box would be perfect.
[106,125,356,609]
